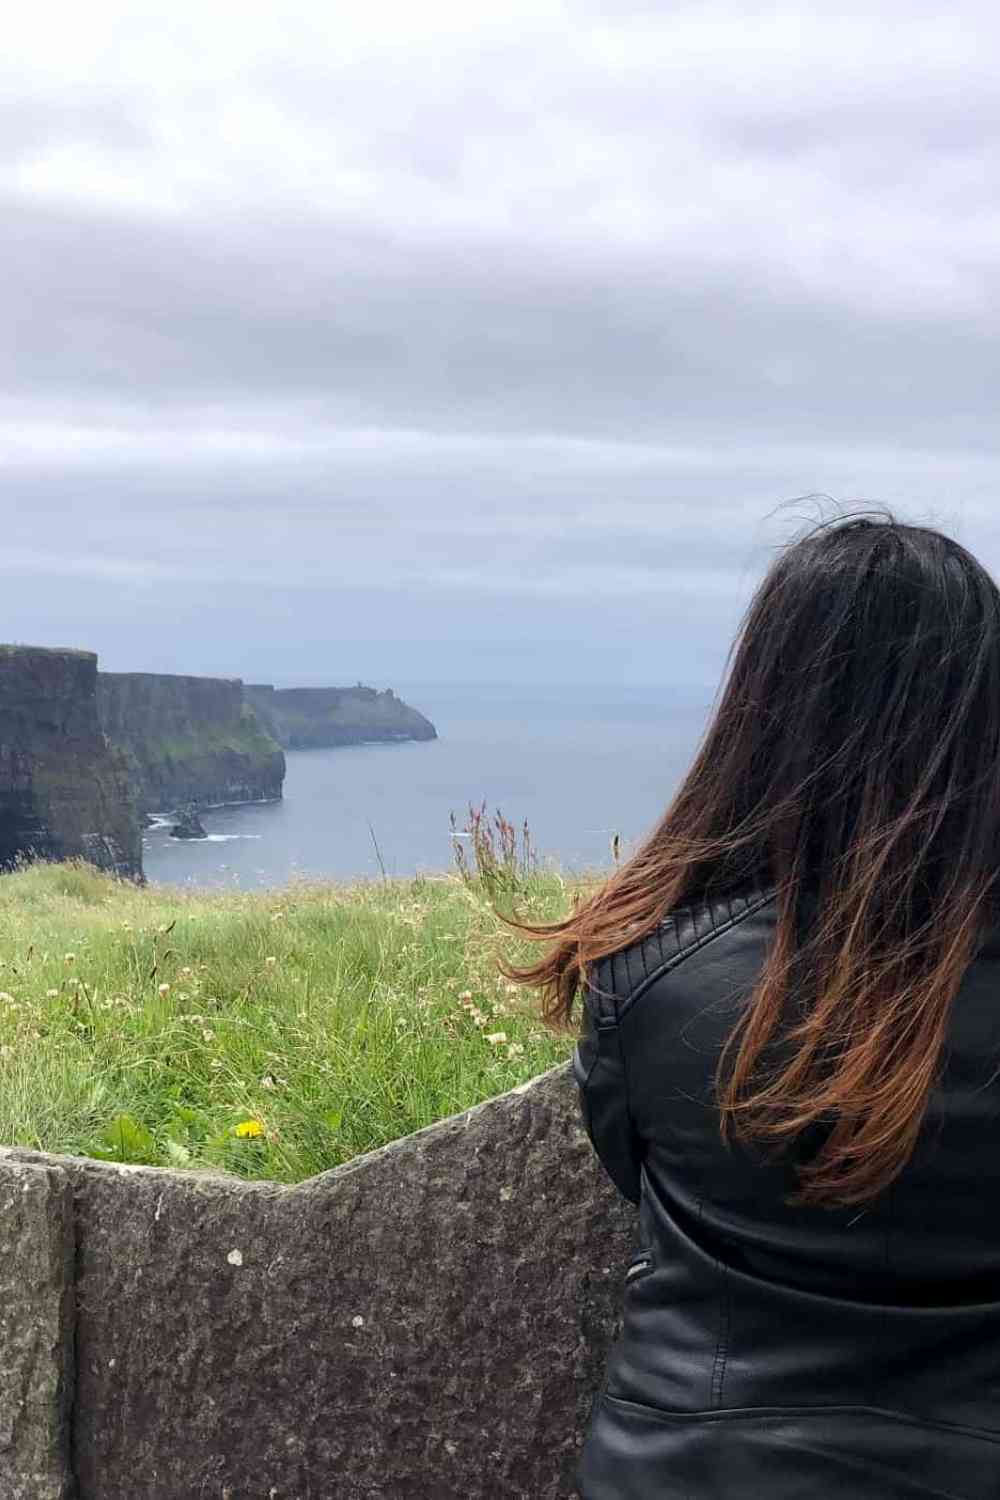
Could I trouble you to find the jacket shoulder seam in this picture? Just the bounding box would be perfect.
[614,885,777,1024]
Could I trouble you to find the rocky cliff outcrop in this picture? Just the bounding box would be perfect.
[0,646,141,879]
[97,673,285,816]
[245,682,436,750]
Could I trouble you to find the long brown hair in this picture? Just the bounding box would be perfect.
[498,507,1000,1208]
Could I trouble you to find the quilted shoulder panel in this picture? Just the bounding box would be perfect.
[586,883,776,1026]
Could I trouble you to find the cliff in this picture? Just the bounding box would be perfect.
[245,682,437,750]
[0,646,141,878]
[97,673,286,816]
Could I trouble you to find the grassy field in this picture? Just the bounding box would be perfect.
[0,857,594,1182]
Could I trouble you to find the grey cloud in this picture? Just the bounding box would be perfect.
[4,3,1000,686]
[6,194,1000,453]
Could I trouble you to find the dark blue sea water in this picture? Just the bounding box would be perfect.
[142,680,718,890]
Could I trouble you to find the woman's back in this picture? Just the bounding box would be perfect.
[500,510,1000,1497]
[575,880,1000,1498]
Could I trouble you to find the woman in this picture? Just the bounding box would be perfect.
[503,511,1000,1498]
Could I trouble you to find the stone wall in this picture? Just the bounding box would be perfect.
[245,683,437,750]
[0,645,141,880]
[0,1064,636,1500]
[97,672,286,815]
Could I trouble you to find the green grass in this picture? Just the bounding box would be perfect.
[0,859,593,1182]
[137,712,283,765]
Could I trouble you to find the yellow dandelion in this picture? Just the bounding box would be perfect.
[234,1119,265,1138]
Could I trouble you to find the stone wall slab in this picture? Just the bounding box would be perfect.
[0,1159,75,1500]
[1,1065,636,1499]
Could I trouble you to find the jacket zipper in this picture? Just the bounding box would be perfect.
[626,1253,654,1283]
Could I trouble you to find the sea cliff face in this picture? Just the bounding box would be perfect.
[0,646,142,878]
[245,683,436,750]
[97,673,286,815]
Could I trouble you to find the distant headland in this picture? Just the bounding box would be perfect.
[0,644,438,882]
[245,682,437,750]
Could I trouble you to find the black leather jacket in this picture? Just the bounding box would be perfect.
[573,881,1000,1499]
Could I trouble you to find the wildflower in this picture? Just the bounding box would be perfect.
[507,1042,525,1060]
[45,989,58,999]
[485,1031,508,1045]
[260,1074,276,1090]
[202,1029,215,1043]
[457,990,473,1001]
[264,956,277,967]
[158,983,171,996]
[64,953,76,964]
[180,966,193,977]
[234,1119,264,1138]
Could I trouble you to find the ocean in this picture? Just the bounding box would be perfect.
[142,680,718,890]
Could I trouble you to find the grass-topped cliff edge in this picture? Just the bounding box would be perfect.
[0,830,597,1182]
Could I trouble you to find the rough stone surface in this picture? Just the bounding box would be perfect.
[0,644,142,879]
[1,1065,636,1499]
[0,1160,75,1500]
[97,672,286,814]
[246,682,438,750]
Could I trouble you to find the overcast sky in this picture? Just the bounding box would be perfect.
[5,2,1000,693]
